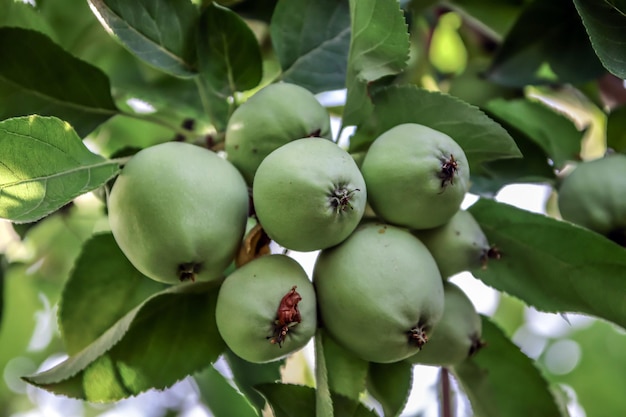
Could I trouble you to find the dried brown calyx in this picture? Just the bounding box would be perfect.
[407,323,429,349]
[438,154,459,188]
[268,286,302,347]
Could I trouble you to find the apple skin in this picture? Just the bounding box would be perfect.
[108,142,249,284]
[225,82,332,185]
[360,123,470,230]
[406,281,483,367]
[413,209,490,279]
[252,138,367,252]
[215,254,317,363]
[558,154,626,237]
[313,222,444,363]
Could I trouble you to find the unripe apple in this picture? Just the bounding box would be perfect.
[107,142,249,284]
[406,281,484,367]
[360,123,470,230]
[215,254,317,363]
[558,154,626,243]
[313,222,444,363]
[225,82,332,185]
[252,138,367,252]
[413,209,490,279]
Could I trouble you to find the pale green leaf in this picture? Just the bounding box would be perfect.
[0,116,120,223]
[343,0,410,126]
[59,233,166,355]
[23,281,225,402]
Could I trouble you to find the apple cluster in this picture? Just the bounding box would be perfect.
[106,82,492,368]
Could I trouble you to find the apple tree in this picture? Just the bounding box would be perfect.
[1,0,626,416]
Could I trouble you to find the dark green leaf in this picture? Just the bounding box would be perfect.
[197,2,263,131]
[485,98,583,168]
[0,27,118,137]
[322,330,368,401]
[59,233,166,355]
[23,281,225,402]
[255,383,379,417]
[0,116,120,223]
[573,0,626,79]
[343,0,410,126]
[195,365,259,417]
[228,0,279,23]
[607,105,626,154]
[469,199,626,329]
[271,0,351,93]
[486,0,605,87]
[447,0,524,38]
[349,85,521,171]
[471,118,556,197]
[87,0,199,77]
[367,361,413,417]
[453,316,565,417]
[225,349,284,412]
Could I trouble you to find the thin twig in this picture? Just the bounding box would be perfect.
[440,367,453,417]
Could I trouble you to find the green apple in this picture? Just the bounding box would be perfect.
[225,82,332,185]
[406,281,483,366]
[252,138,367,251]
[313,222,444,363]
[360,123,470,230]
[215,254,317,363]
[107,142,249,284]
[558,154,626,243]
[414,209,490,279]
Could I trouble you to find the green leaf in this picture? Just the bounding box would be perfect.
[87,0,199,77]
[453,315,565,417]
[349,85,522,171]
[0,27,118,137]
[196,2,263,131]
[195,365,259,417]
[544,320,626,417]
[485,0,605,87]
[485,98,583,168]
[225,349,284,412]
[366,361,413,417]
[343,0,410,126]
[447,0,524,39]
[23,281,225,402]
[270,0,351,93]
[0,0,55,36]
[58,233,166,355]
[573,0,626,79]
[255,383,379,417]
[0,255,5,333]
[0,116,120,223]
[468,199,626,329]
[322,330,368,401]
[471,119,556,196]
[607,105,626,154]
